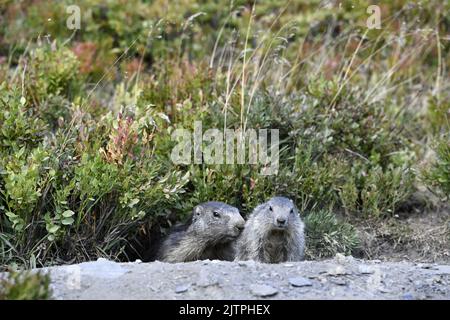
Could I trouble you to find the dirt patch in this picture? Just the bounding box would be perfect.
[355,208,449,263]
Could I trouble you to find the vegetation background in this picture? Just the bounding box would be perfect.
[0,0,449,273]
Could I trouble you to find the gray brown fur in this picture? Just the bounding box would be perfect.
[156,202,245,263]
[235,196,305,263]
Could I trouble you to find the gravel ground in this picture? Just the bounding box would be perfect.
[40,255,450,300]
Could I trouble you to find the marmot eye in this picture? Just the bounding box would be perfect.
[213,211,220,218]
[269,206,273,212]
[290,209,294,214]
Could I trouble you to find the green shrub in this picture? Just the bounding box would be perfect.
[2,147,49,232]
[426,138,450,199]
[25,45,81,103]
[304,210,359,259]
[0,84,46,152]
[0,271,51,300]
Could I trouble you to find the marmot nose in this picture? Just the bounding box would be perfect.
[236,224,245,232]
[277,218,287,226]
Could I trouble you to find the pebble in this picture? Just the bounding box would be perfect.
[335,253,347,264]
[427,276,443,285]
[238,261,256,267]
[358,265,375,274]
[175,284,190,293]
[196,274,220,288]
[329,277,348,286]
[250,284,278,297]
[327,265,349,276]
[378,287,392,293]
[372,260,382,264]
[402,292,414,300]
[436,265,450,275]
[417,263,433,269]
[289,277,313,287]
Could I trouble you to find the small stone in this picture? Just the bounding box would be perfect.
[238,261,255,267]
[427,276,443,284]
[327,265,349,276]
[329,278,347,286]
[372,260,382,264]
[335,253,347,264]
[402,293,414,300]
[378,287,391,293]
[175,284,189,293]
[436,265,450,275]
[289,277,313,287]
[196,274,219,288]
[358,265,375,274]
[250,284,278,297]
[96,257,109,262]
[417,263,432,269]
[283,263,294,268]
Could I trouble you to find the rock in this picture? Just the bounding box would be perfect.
[250,284,278,297]
[196,274,220,288]
[417,263,433,269]
[238,261,255,267]
[329,278,347,286]
[372,260,382,264]
[427,276,443,285]
[378,287,391,293]
[289,277,313,287]
[76,259,128,279]
[358,265,375,274]
[175,284,190,293]
[436,265,450,275]
[283,263,294,268]
[327,265,349,276]
[335,253,347,264]
[402,292,414,300]
[25,258,450,300]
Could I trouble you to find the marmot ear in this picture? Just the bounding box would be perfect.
[193,205,203,216]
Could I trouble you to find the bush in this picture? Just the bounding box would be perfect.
[0,271,51,300]
[304,210,359,259]
[426,138,450,200]
[0,84,46,152]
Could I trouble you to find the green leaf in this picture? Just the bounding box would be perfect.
[61,217,74,225]
[5,211,18,218]
[62,210,75,218]
[48,225,60,234]
[128,198,140,208]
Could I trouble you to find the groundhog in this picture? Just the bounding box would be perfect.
[156,202,245,263]
[235,196,305,263]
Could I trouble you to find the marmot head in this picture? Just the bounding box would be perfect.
[191,201,245,243]
[257,196,299,231]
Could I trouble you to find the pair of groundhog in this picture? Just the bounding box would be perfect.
[156,197,305,263]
